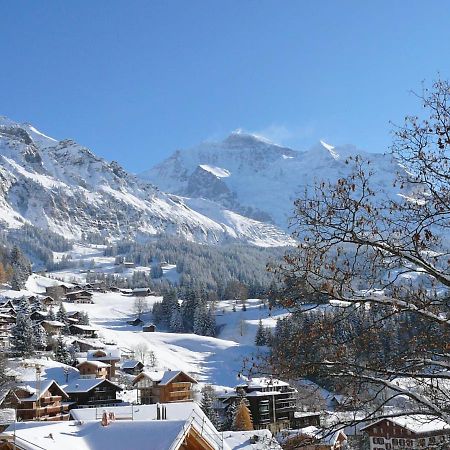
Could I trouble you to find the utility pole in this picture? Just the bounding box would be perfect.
[35,365,42,420]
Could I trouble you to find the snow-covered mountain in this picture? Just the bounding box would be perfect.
[140,130,400,229]
[0,117,292,247]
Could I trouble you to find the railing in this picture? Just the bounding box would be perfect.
[169,409,224,450]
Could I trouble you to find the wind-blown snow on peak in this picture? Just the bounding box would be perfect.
[0,117,292,247]
[141,133,401,229]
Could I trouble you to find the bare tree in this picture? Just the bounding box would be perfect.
[133,342,149,365]
[267,80,450,428]
[133,297,148,319]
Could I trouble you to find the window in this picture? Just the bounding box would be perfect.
[392,439,398,446]
[399,439,405,446]
[405,440,413,447]
[418,439,425,447]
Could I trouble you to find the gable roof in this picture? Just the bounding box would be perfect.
[360,415,450,434]
[77,360,110,369]
[132,370,197,386]
[121,360,142,370]
[15,380,69,401]
[63,378,122,394]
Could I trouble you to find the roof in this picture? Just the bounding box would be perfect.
[237,377,290,389]
[360,415,450,434]
[3,420,192,450]
[41,320,65,327]
[63,378,122,394]
[133,370,197,386]
[132,288,150,293]
[224,430,282,450]
[280,426,347,447]
[77,360,110,369]
[87,347,121,361]
[121,360,142,370]
[15,380,69,401]
[70,324,97,331]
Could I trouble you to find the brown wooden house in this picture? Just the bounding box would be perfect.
[40,320,65,336]
[121,360,144,375]
[132,370,197,404]
[1,380,69,422]
[65,290,93,304]
[63,378,122,408]
[143,322,156,332]
[87,348,121,380]
[77,360,110,379]
[69,324,97,338]
[361,415,450,450]
[280,426,347,450]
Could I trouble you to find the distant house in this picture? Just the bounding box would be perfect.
[65,290,93,304]
[40,320,65,336]
[122,261,136,269]
[361,415,450,450]
[121,360,144,375]
[132,288,153,297]
[1,380,69,422]
[279,426,347,450]
[132,370,197,404]
[40,296,56,307]
[71,338,104,353]
[63,378,122,408]
[127,317,143,326]
[87,348,121,380]
[292,411,321,429]
[143,323,156,332]
[69,324,97,338]
[30,311,48,322]
[77,360,110,379]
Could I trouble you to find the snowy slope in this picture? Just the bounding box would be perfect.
[0,117,291,247]
[141,130,401,228]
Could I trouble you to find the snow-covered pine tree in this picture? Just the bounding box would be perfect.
[223,401,238,431]
[54,335,72,365]
[32,323,48,350]
[204,307,216,337]
[12,312,34,356]
[255,319,266,346]
[9,246,32,291]
[170,307,184,333]
[78,311,90,325]
[193,304,207,335]
[233,399,254,431]
[56,303,67,323]
[17,296,31,315]
[47,306,56,321]
[200,385,221,429]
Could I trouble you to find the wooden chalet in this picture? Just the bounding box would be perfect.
[142,322,156,332]
[361,415,450,450]
[71,338,104,352]
[30,310,48,322]
[280,426,347,450]
[121,359,144,375]
[40,320,65,336]
[292,411,321,429]
[77,360,110,379]
[127,317,143,326]
[87,348,121,380]
[40,296,56,307]
[69,324,97,338]
[63,378,122,408]
[132,288,152,297]
[65,290,93,304]
[132,370,197,404]
[1,380,69,422]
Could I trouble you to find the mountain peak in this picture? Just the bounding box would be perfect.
[224,129,280,147]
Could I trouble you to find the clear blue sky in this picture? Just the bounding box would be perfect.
[2,1,450,172]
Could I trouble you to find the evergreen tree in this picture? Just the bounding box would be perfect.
[200,385,221,429]
[56,303,68,323]
[11,312,34,356]
[9,246,32,290]
[54,335,71,365]
[78,311,90,325]
[223,402,238,431]
[255,319,266,346]
[233,399,254,431]
[170,307,184,333]
[47,307,56,321]
[32,323,47,350]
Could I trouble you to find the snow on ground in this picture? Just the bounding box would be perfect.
[60,292,287,388]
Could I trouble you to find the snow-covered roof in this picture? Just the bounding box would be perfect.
[134,370,197,386]
[63,378,122,394]
[41,320,65,327]
[237,377,290,389]
[15,380,68,401]
[70,324,97,331]
[360,415,450,434]
[279,426,346,447]
[87,347,121,361]
[223,430,282,449]
[77,360,110,369]
[121,360,142,370]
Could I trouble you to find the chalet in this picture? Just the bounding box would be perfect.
[219,378,297,433]
[279,426,347,450]
[40,296,56,307]
[132,370,197,404]
[71,338,104,352]
[45,283,72,300]
[67,311,83,321]
[121,360,144,375]
[126,317,143,326]
[292,411,322,429]
[69,324,97,338]
[40,320,65,336]
[87,348,121,380]
[0,314,14,349]
[1,402,227,450]
[30,310,48,322]
[122,261,136,269]
[1,380,69,422]
[143,322,156,332]
[132,288,152,297]
[65,290,93,304]
[77,360,110,379]
[63,378,122,408]
[361,415,450,450]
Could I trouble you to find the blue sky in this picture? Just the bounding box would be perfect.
[2,1,450,172]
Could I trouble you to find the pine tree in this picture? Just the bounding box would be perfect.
[56,303,67,323]
[170,307,184,333]
[255,319,266,346]
[223,402,238,431]
[47,307,56,321]
[200,385,221,429]
[78,311,90,325]
[12,312,34,356]
[9,246,32,291]
[233,399,254,431]
[193,304,207,335]
[32,323,48,350]
[54,335,72,365]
